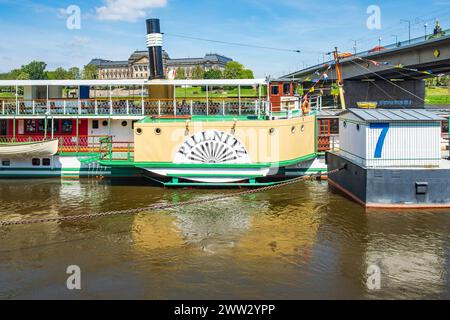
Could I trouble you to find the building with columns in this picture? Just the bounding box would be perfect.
[88,51,232,80]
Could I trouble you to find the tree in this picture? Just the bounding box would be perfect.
[240,69,254,79]
[52,67,70,80]
[224,61,255,79]
[175,67,186,80]
[68,67,81,80]
[204,69,223,79]
[82,64,98,80]
[21,61,47,80]
[17,72,30,80]
[7,69,22,80]
[224,61,243,79]
[192,65,204,80]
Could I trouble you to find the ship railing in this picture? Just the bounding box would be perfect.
[317,134,340,152]
[0,98,268,117]
[99,138,134,161]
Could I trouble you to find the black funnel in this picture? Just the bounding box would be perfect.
[146,18,164,80]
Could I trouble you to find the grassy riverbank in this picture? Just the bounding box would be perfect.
[426,87,450,105]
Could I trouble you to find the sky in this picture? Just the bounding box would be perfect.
[0,0,449,78]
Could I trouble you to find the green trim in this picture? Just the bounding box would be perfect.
[100,153,317,169]
[138,115,265,123]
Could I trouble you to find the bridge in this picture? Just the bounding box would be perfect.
[280,30,450,108]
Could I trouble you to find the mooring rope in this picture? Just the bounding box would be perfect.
[0,168,344,227]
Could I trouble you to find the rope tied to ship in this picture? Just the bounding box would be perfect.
[0,167,345,227]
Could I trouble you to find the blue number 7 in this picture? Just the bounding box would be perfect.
[370,123,390,159]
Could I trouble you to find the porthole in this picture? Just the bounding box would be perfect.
[155,128,162,135]
[291,126,296,134]
[269,128,275,135]
[121,121,128,127]
[102,120,108,127]
[136,128,143,135]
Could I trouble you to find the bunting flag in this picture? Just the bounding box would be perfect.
[359,57,441,78]
[367,59,381,66]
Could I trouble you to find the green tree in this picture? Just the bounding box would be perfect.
[7,69,22,80]
[224,61,243,79]
[204,69,223,79]
[82,64,98,80]
[17,72,30,80]
[224,61,255,79]
[52,67,70,80]
[175,67,186,80]
[192,65,204,80]
[21,61,47,80]
[68,67,81,80]
[240,69,254,79]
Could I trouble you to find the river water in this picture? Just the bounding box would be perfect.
[0,179,449,300]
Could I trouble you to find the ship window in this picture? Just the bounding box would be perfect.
[2,160,10,166]
[102,120,109,127]
[330,119,339,135]
[32,158,40,166]
[122,121,128,127]
[25,120,36,134]
[283,83,291,95]
[42,158,51,166]
[37,119,56,133]
[62,120,73,134]
[271,86,279,96]
[93,120,99,129]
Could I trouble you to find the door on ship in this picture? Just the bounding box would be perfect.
[0,120,7,136]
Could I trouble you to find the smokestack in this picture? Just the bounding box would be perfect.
[146,18,164,80]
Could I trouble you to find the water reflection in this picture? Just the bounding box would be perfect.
[0,179,448,299]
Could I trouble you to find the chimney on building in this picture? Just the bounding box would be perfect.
[146,18,164,80]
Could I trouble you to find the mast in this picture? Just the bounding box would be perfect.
[333,47,346,110]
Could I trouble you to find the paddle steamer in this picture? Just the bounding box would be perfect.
[0,19,334,185]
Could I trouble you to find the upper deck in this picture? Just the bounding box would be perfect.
[0,79,269,118]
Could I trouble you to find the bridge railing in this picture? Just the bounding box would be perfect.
[288,29,450,78]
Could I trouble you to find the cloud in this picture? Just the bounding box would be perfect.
[96,0,168,22]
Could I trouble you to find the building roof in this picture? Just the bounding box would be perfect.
[343,109,443,122]
[88,59,129,68]
[91,51,232,67]
[166,53,232,66]
[317,109,342,118]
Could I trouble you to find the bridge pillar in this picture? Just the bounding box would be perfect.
[344,79,425,109]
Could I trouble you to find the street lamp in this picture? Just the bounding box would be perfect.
[401,19,411,44]
[378,37,382,48]
[392,34,399,46]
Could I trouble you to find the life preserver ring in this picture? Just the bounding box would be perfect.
[302,97,310,115]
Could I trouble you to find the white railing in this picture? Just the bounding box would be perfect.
[0,99,269,117]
